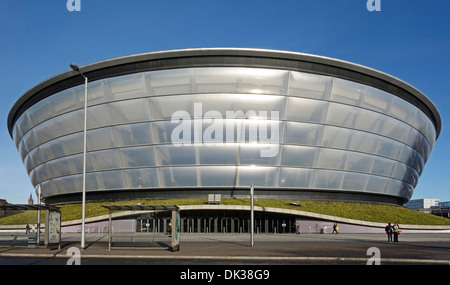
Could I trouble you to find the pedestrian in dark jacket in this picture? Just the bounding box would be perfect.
[385,222,393,243]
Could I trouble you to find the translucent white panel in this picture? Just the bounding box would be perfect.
[317,148,347,170]
[149,93,286,121]
[371,156,395,177]
[147,67,289,96]
[288,71,332,100]
[284,122,323,145]
[280,145,318,167]
[199,166,236,186]
[26,146,45,171]
[114,122,153,146]
[321,126,403,161]
[341,172,369,191]
[86,149,121,171]
[345,152,374,174]
[314,170,343,190]
[392,163,419,187]
[86,170,125,190]
[38,127,116,163]
[46,154,83,177]
[40,137,72,162]
[326,103,358,128]
[152,121,181,144]
[40,180,57,197]
[86,80,107,106]
[52,174,81,194]
[385,179,406,197]
[159,167,198,187]
[52,85,84,115]
[321,126,353,149]
[32,109,83,145]
[18,138,28,161]
[360,87,392,113]
[423,119,436,148]
[30,163,51,186]
[330,78,365,106]
[389,96,417,124]
[190,68,239,93]
[86,127,116,151]
[232,68,288,95]
[377,115,411,142]
[26,97,56,128]
[417,135,431,161]
[51,81,105,118]
[119,146,156,168]
[156,145,196,166]
[238,144,279,165]
[105,73,146,101]
[146,69,192,95]
[285,97,328,123]
[21,129,39,155]
[122,168,158,188]
[278,167,314,188]
[24,151,34,174]
[18,112,32,137]
[39,132,83,162]
[377,137,403,159]
[87,104,111,129]
[238,166,277,187]
[365,175,390,193]
[12,117,23,146]
[198,145,237,165]
[326,103,411,141]
[108,98,150,124]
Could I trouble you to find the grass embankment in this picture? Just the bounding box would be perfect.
[1,198,449,226]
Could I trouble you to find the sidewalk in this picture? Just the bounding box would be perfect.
[1,233,450,264]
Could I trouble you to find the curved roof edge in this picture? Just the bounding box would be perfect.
[7,48,441,139]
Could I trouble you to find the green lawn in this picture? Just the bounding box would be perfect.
[1,198,449,226]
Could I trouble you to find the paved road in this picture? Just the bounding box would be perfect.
[1,232,449,264]
[1,233,449,282]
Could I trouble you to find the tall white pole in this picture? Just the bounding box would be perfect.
[250,185,254,247]
[81,75,87,250]
[36,185,41,244]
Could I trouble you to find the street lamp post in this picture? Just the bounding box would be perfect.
[250,185,254,247]
[70,63,87,250]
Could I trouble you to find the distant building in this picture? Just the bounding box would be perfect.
[0,199,7,216]
[429,201,450,219]
[404,198,440,210]
[28,193,34,205]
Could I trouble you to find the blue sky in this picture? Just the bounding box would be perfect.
[0,0,449,204]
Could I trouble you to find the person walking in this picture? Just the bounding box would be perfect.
[385,222,393,243]
[332,223,339,234]
[393,222,400,242]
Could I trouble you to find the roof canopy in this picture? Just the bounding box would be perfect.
[100,204,179,212]
[0,204,60,211]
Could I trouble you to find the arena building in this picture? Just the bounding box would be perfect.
[7,48,441,232]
